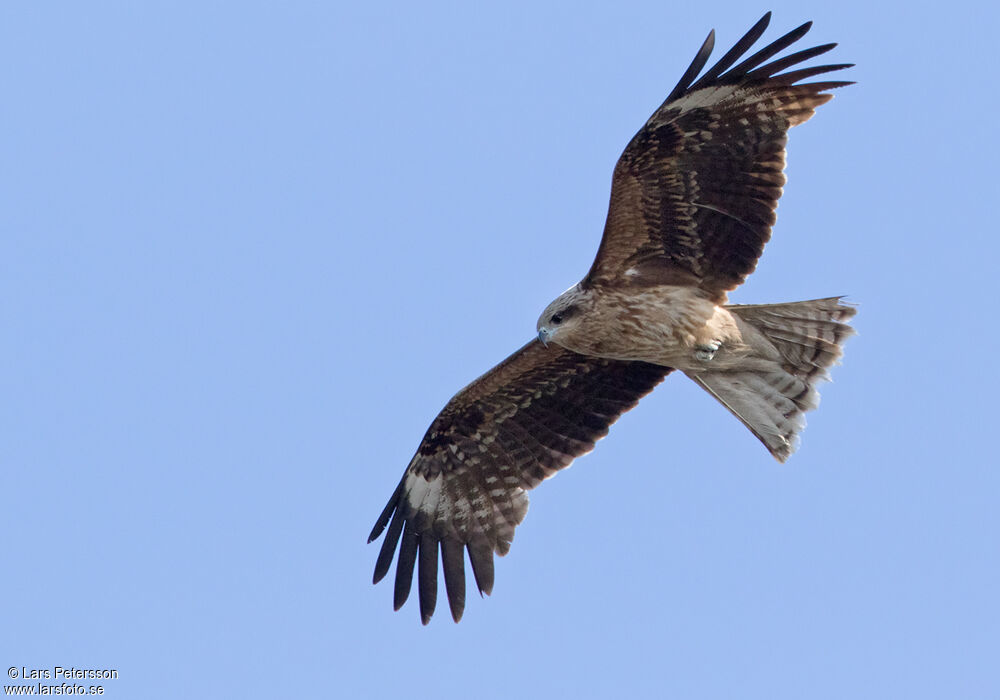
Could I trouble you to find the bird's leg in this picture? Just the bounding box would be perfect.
[694,340,720,362]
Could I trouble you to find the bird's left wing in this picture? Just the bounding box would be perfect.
[369,340,670,623]
[585,13,852,299]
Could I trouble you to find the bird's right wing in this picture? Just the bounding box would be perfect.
[369,340,671,623]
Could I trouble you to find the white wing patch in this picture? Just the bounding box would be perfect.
[665,84,741,115]
[404,471,443,517]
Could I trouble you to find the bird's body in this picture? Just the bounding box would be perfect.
[538,282,735,369]
[369,13,857,624]
[538,281,854,459]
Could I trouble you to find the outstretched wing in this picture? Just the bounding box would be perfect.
[368,340,670,624]
[585,13,852,299]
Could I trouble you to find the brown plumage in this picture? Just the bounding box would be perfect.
[370,343,668,623]
[370,13,856,624]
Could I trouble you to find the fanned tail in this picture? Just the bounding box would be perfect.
[687,297,855,461]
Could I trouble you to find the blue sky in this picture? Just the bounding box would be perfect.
[3,2,998,698]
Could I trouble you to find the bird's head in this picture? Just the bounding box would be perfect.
[536,284,586,348]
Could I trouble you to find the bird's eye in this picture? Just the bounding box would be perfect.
[551,313,563,325]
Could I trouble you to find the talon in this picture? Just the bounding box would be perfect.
[694,342,720,362]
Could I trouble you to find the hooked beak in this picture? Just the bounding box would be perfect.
[537,327,551,347]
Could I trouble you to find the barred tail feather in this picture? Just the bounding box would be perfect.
[688,297,855,461]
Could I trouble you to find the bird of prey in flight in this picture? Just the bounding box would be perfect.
[369,13,856,624]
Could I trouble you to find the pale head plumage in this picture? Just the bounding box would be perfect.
[536,283,590,347]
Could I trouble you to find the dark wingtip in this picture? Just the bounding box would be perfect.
[441,538,467,623]
[368,479,404,543]
[747,43,839,80]
[724,18,816,80]
[789,20,814,42]
[372,505,405,584]
[467,541,495,597]
[665,28,716,103]
[667,15,851,105]
[690,12,772,90]
[392,522,418,610]
[418,532,439,625]
[367,513,388,545]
